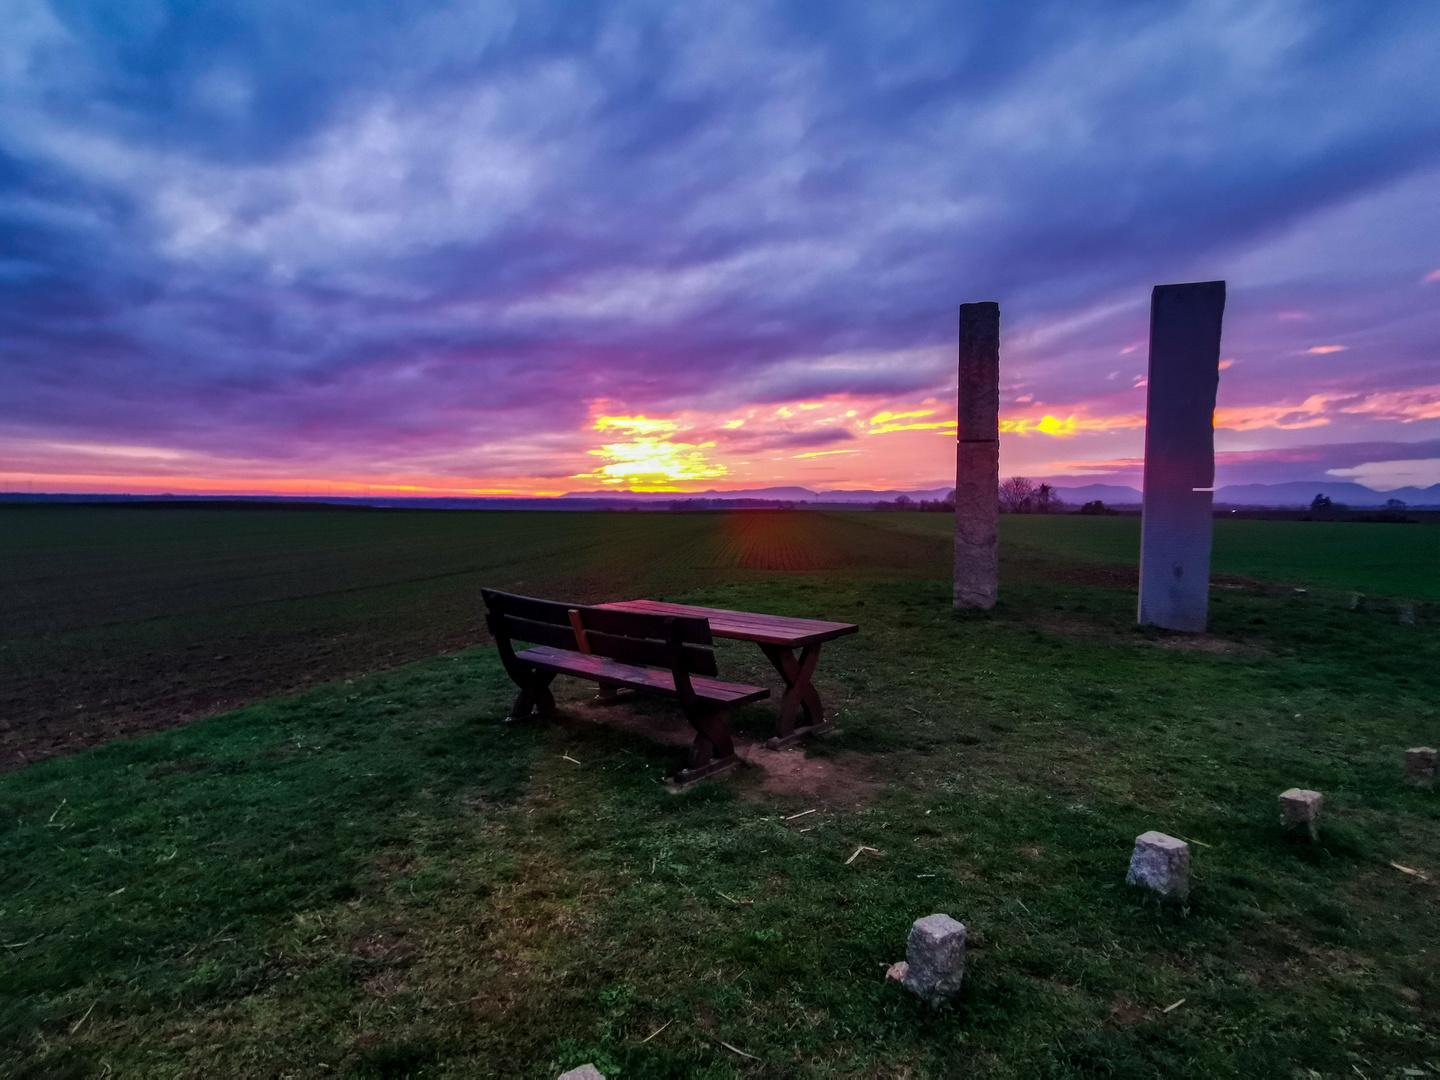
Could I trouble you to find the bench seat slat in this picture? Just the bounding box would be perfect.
[515,646,768,706]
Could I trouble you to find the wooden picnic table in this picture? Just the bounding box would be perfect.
[599,600,858,749]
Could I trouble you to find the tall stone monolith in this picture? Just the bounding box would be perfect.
[1137,281,1226,632]
[955,302,1000,609]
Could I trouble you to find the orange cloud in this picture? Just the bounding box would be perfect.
[999,412,1145,437]
[1337,384,1440,422]
[1214,396,1333,431]
[577,413,727,489]
[1214,385,1440,430]
[870,409,933,424]
[1306,345,1346,355]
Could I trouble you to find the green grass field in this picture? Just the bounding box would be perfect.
[1,508,1437,1078]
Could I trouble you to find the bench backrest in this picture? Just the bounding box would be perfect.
[482,590,718,677]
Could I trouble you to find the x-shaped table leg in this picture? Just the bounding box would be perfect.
[759,642,833,749]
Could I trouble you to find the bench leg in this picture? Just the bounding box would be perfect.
[760,643,834,749]
[505,670,557,724]
[674,707,740,785]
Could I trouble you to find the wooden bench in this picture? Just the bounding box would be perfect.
[482,589,769,784]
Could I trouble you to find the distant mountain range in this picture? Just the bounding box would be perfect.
[5,480,1438,509]
[1046,481,1440,508]
[561,486,956,503]
[564,481,1440,507]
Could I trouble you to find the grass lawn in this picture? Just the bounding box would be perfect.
[1,510,1437,1078]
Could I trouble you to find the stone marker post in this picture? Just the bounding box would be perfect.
[902,913,967,1006]
[1405,747,1437,787]
[955,302,1000,609]
[1126,831,1190,899]
[1138,281,1226,632]
[1279,788,1323,836]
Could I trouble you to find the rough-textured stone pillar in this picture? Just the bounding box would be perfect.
[955,302,1000,609]
[1138,281,1226,632]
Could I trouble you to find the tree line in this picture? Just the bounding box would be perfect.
[875,478,1108,513]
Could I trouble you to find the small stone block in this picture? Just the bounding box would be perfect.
[902,913,966,1006]
[1279,788,1323,828]
[886,961,909,982]
[1126,831,1189,899]
[556,1066,606,1080]
[1405,748,1436,787]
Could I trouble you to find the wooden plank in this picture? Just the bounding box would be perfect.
[624,609,855,646]
[576,605,712,645]
[514,647,769,706]
[503,614,580,651]
[483,589,573,626]
[625,603,854,636]
[581,629,719,678]
[599,600,857,646]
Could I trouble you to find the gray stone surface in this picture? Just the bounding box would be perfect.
[1279,788,1323,830]
[955,302,999,610]
[1126,831,1189,899]
[902,913,966,1006]
[556,1066,606,1080]
[1404,748,1435,787]
[1137,280,1226,632]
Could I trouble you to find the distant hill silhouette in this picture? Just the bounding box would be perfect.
[5,480,1437,509]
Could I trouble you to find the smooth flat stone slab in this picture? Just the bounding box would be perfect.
[557,1066,606,1080]
[1137,280,1226,632]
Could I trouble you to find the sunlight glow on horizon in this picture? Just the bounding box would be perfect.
[8,383,1440,498]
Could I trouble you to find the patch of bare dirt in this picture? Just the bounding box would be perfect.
[1105,993,1151,1027]
[373,853,420,877]
[1031,613,1267,656]
[349,926,418,961]
[566,696,885,806]
[736,742,885,807]
[361,969,410,998]
[1153,634,1258,654]
[567,698,691,746]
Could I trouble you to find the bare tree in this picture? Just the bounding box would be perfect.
[999,476,1035,514]
[1035,483,1056,514]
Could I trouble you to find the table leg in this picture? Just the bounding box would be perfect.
[760,643,834,749]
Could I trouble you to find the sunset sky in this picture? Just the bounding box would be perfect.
[2,1,1438,497]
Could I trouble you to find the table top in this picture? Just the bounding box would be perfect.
[600,599,858,647]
